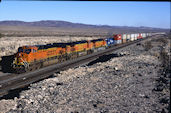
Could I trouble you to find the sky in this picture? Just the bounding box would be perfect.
[0,1,170,29]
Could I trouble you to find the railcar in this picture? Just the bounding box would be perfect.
[137,33,143,39]
[114,34,122,44]
[13,44,67,73]
[130,34,135,41]
[134,33,138,40]
[91,39,107,52]
[126,34,131,42]
[122,34,127,43]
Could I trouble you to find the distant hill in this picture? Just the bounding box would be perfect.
[0,20,168,30]
[0,20,169,37]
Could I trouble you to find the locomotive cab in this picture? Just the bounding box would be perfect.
[12,46,37,73]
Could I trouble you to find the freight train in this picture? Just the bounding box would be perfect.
[12,32,165,73]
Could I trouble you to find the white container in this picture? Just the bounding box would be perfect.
[146,33,149,37]
[126,34,131,41]
[144,33,147,37]
[141,33,143,37]
[134,34,138,40]
[142,33,146,38]
[122,34,127,39]
[122,34,127,43]
[131,34,135,41]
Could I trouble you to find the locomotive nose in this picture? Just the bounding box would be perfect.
[17,53,24,57]
[17,53,22,63]
[16,52,28,63]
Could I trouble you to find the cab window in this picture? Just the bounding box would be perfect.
[25,49,31,54]
[18,47,23,52]
[33,49,37,53]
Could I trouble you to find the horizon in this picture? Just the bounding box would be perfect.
[0,1,170,29]
[0,20,169,30]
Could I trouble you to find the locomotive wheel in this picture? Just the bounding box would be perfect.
[62,57,66,62]
[32,65,37,71]
[35,64,41,70]
[58,56,62,62]
[24,67,32,72]
[26,66,35,72]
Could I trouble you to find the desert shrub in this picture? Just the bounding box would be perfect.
[154,38,167,44]
[144,41,153,51]
[160,50,170,69]
[0,33,4,38]
[160,38,167,44]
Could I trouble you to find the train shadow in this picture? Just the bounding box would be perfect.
[0,87,30,100]
[87,53,125,66]
[0,55,15,73]
[0,74,55,100]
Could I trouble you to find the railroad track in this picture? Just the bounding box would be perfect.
[0,35,161,98]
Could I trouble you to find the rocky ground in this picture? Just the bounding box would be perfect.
[0,36,100,60]
[0,35,170,113]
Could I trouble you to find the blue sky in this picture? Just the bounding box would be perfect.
[0,1,170,29]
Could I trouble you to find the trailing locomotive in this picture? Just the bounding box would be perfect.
[12,32,165,73]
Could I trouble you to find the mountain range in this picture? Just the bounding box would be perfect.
[0,20,168,30]
[0,20,169,37]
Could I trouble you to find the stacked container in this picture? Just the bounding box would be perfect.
[130,34,135,41]
[114,34,122,44]
[137,33,142,39]
[134,33,138,40]
[141,33,143,38]
[142,33,146,38]
[126,34,131,42]
[122,34,127,43]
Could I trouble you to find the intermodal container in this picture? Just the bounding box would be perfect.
[114,34,122,44]
[141,33,144,38]
[134,34,138,40]
[146,33,149,37]
[130,34,135,41]
[137,33,142,39]
[142,33,146,38]
[126,34,131,42]
[122,34,127,43]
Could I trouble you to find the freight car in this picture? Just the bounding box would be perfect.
[12,32,165,73]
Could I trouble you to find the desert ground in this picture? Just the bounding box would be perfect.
[0,34,170,113]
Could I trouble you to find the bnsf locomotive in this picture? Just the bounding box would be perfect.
[12,32,165,73]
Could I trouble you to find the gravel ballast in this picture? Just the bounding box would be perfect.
[0,35,170,113]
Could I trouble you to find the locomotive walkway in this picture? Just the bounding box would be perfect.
[0,35,162,98]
